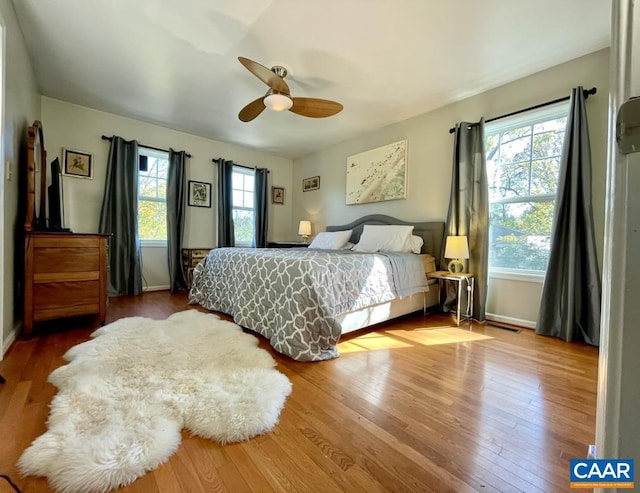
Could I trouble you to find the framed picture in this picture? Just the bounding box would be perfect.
[346,140,407,205]
[62,148,93,179]
[188,180,212,208]
[272,186,285,204]
[303,176,320,192]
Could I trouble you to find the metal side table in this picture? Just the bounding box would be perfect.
[427,271,475,326]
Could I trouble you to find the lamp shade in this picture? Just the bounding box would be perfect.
[444,235,469,260]
[264,93,293,112]
[298,220,311,236]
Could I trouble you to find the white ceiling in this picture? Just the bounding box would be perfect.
[13,0,611,159]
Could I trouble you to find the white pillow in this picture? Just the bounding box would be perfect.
[408,235,424,254]
[353,225,414,252]
[308,230,353,250]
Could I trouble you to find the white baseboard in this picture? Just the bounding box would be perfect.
[2,320,20,359]
[486,312,536,329]
[142,285,170,292]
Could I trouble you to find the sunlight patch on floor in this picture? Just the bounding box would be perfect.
[338,332,413,353]
[384,327,493,346]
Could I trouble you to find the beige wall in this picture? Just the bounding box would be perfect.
[41,97,294,289]
[293,49,609,327]
[1,0,41,355]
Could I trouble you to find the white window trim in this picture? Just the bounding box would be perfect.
[489,267,545,284]
[140,240,167,248]
[485,101,570,276]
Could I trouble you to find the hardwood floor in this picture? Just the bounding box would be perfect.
[0,292,598,492]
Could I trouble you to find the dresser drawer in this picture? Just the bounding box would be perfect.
[33,280,99,311]
[33,236,101,248]
[33,247,100,273]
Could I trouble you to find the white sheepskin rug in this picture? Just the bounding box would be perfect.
[18,310,292,493]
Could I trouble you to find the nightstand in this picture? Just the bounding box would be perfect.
[427,271,475,326]
[267,242,309,248]
[181,248,212,288]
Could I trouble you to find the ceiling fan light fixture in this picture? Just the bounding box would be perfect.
[264,93,293,112]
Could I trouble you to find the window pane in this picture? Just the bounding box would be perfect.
[489,201,554,270]
[139,176,158,198]
[490,162,530,199]
[139,200,167,240]
[500,135,531,163]
[157,178,167,198]
[243,191,254,208]
[233,209,254,244]
[147,159,160,178]
[501,125,531,143]
[530,158,560,195]
[156,159,169,176]
[533,118,566,134]
[485,134,500,162]
[232,172,243,189]
[232,190,244,207]
[532,129,565,159]
[245,174,255,190]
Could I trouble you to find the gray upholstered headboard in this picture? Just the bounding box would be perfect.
[326,214,445,269]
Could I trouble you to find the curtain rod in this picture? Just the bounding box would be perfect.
[101,135,192,158]
[448,87,597,134]
[212,158,270,173]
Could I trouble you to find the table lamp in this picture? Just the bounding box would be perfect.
[298,220,311,243]
[444,235,469,273]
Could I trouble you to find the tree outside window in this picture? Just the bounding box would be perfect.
[232,168,255,246]
[485,104,568,272]
[138,149,168,243]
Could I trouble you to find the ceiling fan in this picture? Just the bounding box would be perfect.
[237,56,343,122]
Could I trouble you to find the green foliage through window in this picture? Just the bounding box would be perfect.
[138,150,168,241]
[232,168,255,245]
[486,109,568,272]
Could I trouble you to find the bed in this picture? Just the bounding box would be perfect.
[189,215,444,361]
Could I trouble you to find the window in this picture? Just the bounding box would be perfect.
[485,103,569,274]
[138,148,169,244]
[232,167,255,246]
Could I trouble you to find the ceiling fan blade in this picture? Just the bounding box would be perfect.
[238,56,290,94]
[238,97,266,122]
[289,98,343,118]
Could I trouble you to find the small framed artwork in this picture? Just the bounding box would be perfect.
[62,148,93,179]
[188,180,212,208]
[303,176,320,192]
[272,186,285,204]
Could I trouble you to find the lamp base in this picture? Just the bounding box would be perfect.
[299,234,310,244]
[448,259,464,274]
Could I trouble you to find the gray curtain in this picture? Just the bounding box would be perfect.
[215,158,235,247]
[167,149,188,293]
[441,120,489,321]
[98,136,142,296]
[536,87,601,345]
[253,167,269,248]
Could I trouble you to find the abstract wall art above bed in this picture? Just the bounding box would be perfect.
[346,139,407,205]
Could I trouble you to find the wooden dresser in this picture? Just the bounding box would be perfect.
[24,232,110,335]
